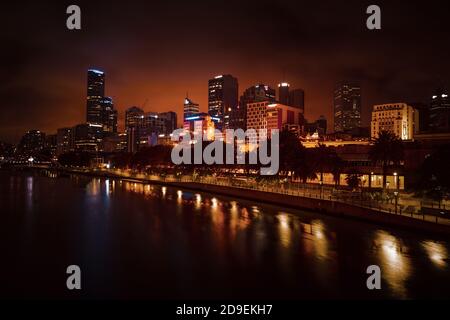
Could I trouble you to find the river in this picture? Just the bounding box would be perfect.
[1,170,449,299]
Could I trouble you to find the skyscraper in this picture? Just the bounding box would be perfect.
[86,69,117,135]
[333,82,362,133]
[56,127,73,155]
[183,97,200,122]
[160,111,177,134]
[101,97,117,134]
[73,123,103,152]
[208,74,238,130]
[86,69,105,125]
[125,106,144,153]
[125,106,144,130]
[430,89,450,132]
[278,82,290,105]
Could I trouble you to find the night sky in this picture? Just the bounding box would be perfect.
[1,0,450,142]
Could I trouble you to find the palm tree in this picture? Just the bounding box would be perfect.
[369,131,404,189]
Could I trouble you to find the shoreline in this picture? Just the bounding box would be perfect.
[47,167,450,237]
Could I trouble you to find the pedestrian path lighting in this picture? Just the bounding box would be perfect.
[394,191,399,214]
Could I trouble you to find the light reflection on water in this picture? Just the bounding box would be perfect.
[16,175,444,298]
[372,230,412,298]
[421,240,448,268]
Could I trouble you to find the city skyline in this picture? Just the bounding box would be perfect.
[2,0,450,142]
[2,1,450,304]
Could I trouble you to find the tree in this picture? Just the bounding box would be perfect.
[329,152,345,187]
[308,144,343,185]
[345,172,362,191]
[369,131,404,189]
[414,144,450,203]
[279,129,304,180]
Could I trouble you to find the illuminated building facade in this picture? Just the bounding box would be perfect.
[125,106,144,153]
[100,97,117,134]
[247,102,303,135]
[86,69,105,125]
[102,133,128,153]
[371,103,415,140]
[17,130,46,156]
[278,82,290,105]
[430,89,450,132]
[334,82,361,133]
[56,127,73,155]
[86,69,117,135]
[233,84,276,130]
[208,74,238,130]
[183,97,199,122]
[183,113,216,141]
[73,123,103,152]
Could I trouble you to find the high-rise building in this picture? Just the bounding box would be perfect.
[45,134,57,157]
[409,102,429,133]
[73,123,103,152]
[334,82,362,133]
[100,97,117,134]
[371,103,415,140]
[278,82,290,105]
[102,133,128,153]
[56,127,73,155]
[124,107,177,151]
[141,112,166,136]
[17,130,46,156]
[125,106,144,153]
[125,106,144,130]
[159,111,177,134]
[184,97,200,122]
[232,84,276,130]
[316,115,327,134]
[208,74,238,130]
[86,69,117,135]
[430,89,450,132]
[247,102,303,136]
[86,69,105,125]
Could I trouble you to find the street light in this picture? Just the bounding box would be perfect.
[369,171,374,189]
[393,172,398,190]
[319,181,323,199]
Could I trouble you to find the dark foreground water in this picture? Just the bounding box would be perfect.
[0,170,449,299]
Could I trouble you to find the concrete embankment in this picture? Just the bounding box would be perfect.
[62,169,450,236]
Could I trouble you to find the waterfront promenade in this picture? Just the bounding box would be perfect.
[51,167,450,234]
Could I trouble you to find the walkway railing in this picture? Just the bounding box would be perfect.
[69,168,450,227]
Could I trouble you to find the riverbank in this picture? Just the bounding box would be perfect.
[52,167,450,236]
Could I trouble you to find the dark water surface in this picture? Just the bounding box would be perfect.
[1,170,449,299]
